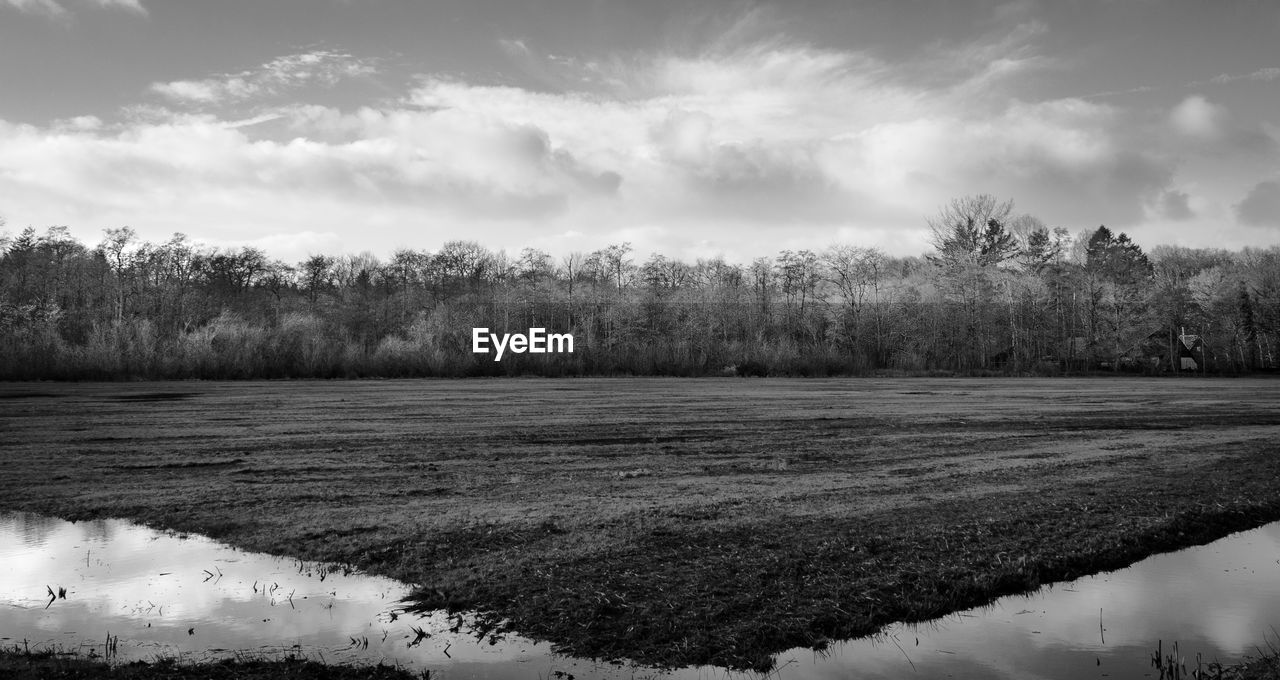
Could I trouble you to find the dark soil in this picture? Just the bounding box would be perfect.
[2,377,1279,671]
[0,649,422,679]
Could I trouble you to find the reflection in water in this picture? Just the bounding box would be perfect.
[0,512,632,679]
[1,512,1278,680]
[777,521,1280,680]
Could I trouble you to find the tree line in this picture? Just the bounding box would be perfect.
[1,195,1276,379]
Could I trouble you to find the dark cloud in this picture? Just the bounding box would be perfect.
[995,148,1176,228]
[694,143,819,193]
[1235,180,1280,228]
[508,126,622,196]
[1155,189,1194,220]
[553,150,623,195]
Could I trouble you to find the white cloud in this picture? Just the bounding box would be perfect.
[1,28,1260,262]
[3,0,65,16]
[150,51,378,105]
[1170,95,1226,140]
[1164,95,1278,160]
[1096,66,1280,99]
[150,80,222,103]
[47,115,105,132]
[3,0,144,16]
[1207,67,1280,85]
[936,19,1052,91]
[498,38,530,57]
[86,0,144,13]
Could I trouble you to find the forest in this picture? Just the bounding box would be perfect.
[1,195,1276,379]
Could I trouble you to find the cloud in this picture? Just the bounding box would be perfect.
[1170,95,1226,140]
[1206,67,1280,85]
[1081,84,1157,100]
[0,99,623,254]
[1153,189,1195,220]
[0,25,1248,262]
[936,19,1053,93]
[1088,66,1280,101]
[1164,95,1278,158]
[86,0,144,13]
[150,50,378,105]
[53,115,104,132]
[1235,181,1280,228]
[150,80,224,103]
[3,0,144,16]
[3,0,65,16]
[819,96,1176,227]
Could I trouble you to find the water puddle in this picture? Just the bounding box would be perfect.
[0,512,624,678]
[2,512,1279,680]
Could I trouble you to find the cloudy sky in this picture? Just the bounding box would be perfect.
[1,0,1278,263]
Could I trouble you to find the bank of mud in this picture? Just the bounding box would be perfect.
[397,460,1280,669]
[0,650,425,680]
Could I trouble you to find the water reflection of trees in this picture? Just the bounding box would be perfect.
[3,510,118,549]
[9,510,62,548]
[82,517,115,543]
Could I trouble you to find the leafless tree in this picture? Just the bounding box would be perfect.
[927,194,1019,268]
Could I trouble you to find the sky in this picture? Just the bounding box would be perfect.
[1,0,1278,264]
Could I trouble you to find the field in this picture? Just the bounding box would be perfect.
[3,377,1280,671]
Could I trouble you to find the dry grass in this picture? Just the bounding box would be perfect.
[2,377,1280,670]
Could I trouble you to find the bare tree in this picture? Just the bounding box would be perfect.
[560,251,584,300]
[822,245,885,313]
[515,248,555,282]
[98,226,138,322]
[299,255,337,305]
[927,195,1019,268]
[821,245,887,365]
[594,242,634,291]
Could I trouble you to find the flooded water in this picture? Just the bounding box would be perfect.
[782,520,1280,679]
[2,512,1279,680]
[0,512,626,679]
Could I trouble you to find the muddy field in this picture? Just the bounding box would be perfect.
[2,377,1279,670]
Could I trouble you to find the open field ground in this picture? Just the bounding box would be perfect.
[3,377,1280,671]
